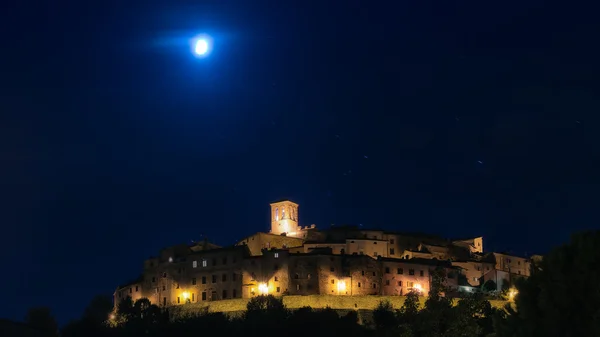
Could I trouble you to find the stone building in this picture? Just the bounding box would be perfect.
[113,198,536,307]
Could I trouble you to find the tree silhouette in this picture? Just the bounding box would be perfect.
[373,299,397,331]
[83,295,113,324]
[25,307,59,337]
[495,230,600,337]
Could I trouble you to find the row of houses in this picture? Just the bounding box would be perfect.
[114,199,538,307]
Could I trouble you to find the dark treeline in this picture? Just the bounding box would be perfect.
[26,231,600,337]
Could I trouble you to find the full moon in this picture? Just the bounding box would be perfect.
[195,39,209,56]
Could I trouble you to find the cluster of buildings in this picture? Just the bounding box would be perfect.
[114,199,538,307]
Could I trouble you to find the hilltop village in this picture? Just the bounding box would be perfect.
[114,200,536,307]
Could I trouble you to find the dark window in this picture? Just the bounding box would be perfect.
[212,275,217,283]
[163,297,166,306]
[409,269,415,276]
[129,288,132,293]
[330,267,335,272]
[232,273,237,281]
[331,279,335,284]
[162,285,166,291]
[385,267,390,274]
[201,292,206,300]
[135,286,139,292]
[162,272,167,278]
[372,271,376,276]
[212,258,217,266]
[222,290,227,299]
[274,276,279,281]
[177,297,180,304]
[372,283,377,289]
[358,282,361,288]
[152,277,156,282]
[420,270,424,277]
[390,239,395,244]
[192,278,197,285]
[397,268,403,274]
[192,293,195,301]
[232,289,237,298]
[398,281,402,286]
[361,270,365,276]
[386,280,390,285]
[223,257,227,264]
[222,274,227,282]
[390,248,395,255]
[294,273,299,279]
[274,264,279,270]
[276,287,280,293]
[202,276,207,284]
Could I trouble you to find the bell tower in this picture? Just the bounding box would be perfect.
[270,200,299,235]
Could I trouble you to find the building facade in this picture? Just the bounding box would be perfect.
[114,199,534,307]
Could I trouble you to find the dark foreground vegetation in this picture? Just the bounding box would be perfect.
[24,231,600,337]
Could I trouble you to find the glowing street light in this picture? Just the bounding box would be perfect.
[258,283,269,295]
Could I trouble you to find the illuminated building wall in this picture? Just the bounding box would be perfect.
[451,260,496,287]
[113,199,532,308]
[493,252,531,277]
[236,232,305,256]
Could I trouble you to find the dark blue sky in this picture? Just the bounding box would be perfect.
[1,0,598,325]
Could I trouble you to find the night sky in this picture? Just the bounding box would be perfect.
[2,0,599,325]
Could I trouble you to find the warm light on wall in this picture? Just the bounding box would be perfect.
[258,283,269,295]
[508,288,518,301]
[282,220,290,233]
[182,291,190,300]
[413,284,422,292]
[337,280,347,292]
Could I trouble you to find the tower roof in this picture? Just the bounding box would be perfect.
[270,199,298,206]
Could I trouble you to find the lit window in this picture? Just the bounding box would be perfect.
[274,252,279,258]
[193,260,198,268]
[202,259,207,267]
[168,257,173,263]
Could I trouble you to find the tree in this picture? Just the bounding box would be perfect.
[244,295,288,330]
[83,295,113,324]
[373,299,397,331]
[495,230,600,337]
[25,307,59,337]
[419,267,454,337]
